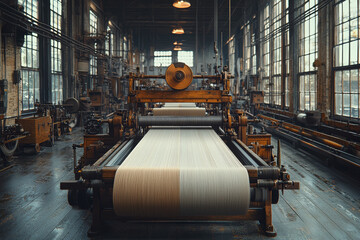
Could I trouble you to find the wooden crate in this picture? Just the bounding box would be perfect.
[17,116,52,145]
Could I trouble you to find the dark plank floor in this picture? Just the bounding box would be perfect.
[0,128,360,240]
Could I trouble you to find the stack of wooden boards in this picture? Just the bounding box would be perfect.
[113,103,250,218]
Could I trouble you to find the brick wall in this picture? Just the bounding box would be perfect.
[1,25,22,124]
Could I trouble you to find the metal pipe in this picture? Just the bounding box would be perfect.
[106,139,136,166]
[93,141,124,166]
[72,144,78,172]
[202,23,205,71]
[264,124,360,169]
[228,0,231,40]
[277,139,281,168]
[235,139,269,167]
[231,140,259,167]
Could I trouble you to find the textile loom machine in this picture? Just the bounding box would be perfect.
[60,63,299,237]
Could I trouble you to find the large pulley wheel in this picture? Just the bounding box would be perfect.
[0,135,19,157]
[64,98,80,113]
[165,62,193,90]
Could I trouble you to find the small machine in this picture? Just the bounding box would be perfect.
[35,98,79,138]
[61,63,299,237]
[0,79,28,163]
[17,98,79,152]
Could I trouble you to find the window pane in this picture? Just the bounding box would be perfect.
[343,94,351,116]
[350,70,359,93]
[332,0,359,119]
[335,93,342,115]
[154,51,172,67]
[298,0,318,111]
[178,51,194,67]
[351,94,359,118]
[20,0,40,110]
[335,71,342,93]
[343,70,350,93]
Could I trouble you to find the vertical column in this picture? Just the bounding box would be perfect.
[317,0,333,116]
[0,21,2,80]
[202,23,205,73]
[64,0,75,99]
[83,0,90,91]
[39,0,51,103]
[289,0,298,112]
[269,2,274,105]
[195,0,198,74]
[280,0,286,109]
[214,0,218,72]
[256,6,261,90]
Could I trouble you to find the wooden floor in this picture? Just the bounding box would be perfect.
[0,128,360,240]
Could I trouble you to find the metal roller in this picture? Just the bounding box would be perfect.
[138,116,223,127]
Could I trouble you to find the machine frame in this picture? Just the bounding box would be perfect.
[61,64,299,237]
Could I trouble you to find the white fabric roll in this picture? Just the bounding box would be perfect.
[153,108,206,116]
[163,103,197,108]
[154,103,205,117]
[113,127,250,218]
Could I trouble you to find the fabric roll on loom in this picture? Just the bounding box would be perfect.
[153,103,205,116]
[113,103,250,218]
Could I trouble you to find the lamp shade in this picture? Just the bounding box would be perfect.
[172,27,185,34]
[173,0,191,8]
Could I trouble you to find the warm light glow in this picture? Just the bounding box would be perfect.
[172,27,185,34]
[173,0,191,9]
[173,41,183,45]
[174,46,182,51]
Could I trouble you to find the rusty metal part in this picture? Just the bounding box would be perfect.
[257,179,277,188]
[258,114,360,152]
[263,122,360,169]
[165,62,193,90]
[321,113,360,133]
[129,90,232,103]
[235,139,269,167]
[259,106,296,118]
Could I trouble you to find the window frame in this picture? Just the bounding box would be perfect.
[270,0,282,106]
[89,9,98,90]
[177,51,194,67]
[20,0,40,111]
[50,0,63,104]
[260,4,271,104]
[333,0,360,120]
[154,51,172,67]
[298,0,319,111]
